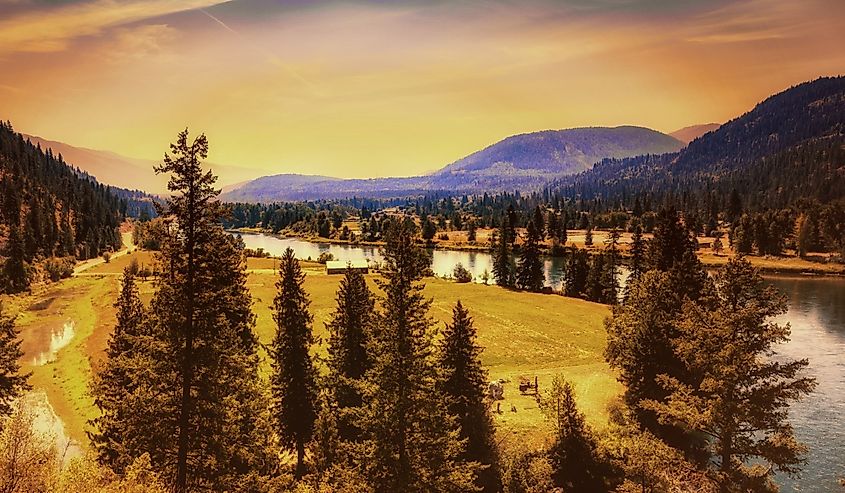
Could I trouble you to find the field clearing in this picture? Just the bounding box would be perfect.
[5,259,620,450]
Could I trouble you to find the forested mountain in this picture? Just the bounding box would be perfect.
[669,123,720,144]
[0,122,123,292]
[24,134,266,194]
[436,126,682,176]
[221,126,682,202]
[553,77,845,211]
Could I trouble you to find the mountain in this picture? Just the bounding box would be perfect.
[669,123,721,144]
[554,76,845,209]
[222,126,683,202]
[1,122,124,292]
[23,135,266,194]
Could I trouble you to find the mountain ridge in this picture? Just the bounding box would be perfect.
[222,126,683,202]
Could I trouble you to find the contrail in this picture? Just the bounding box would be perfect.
[198,8,320,94]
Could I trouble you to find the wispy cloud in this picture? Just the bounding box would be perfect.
[0,0,224,54]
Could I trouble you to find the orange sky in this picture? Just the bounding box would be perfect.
[1,0,843,178]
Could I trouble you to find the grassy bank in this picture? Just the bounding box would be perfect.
[7,256,619,449]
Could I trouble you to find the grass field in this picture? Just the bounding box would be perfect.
[5,253,620,450]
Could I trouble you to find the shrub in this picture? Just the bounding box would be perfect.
[317,252,335,264]
[102,251,112,263]
[453,263,473,283]
[43,257,74,282]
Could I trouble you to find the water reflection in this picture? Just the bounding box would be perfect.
[21,391,82,465]
[31,320,75,366]
[767,276,845,492]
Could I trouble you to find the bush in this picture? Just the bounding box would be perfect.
[43,257,74,282]
[317,252,335,264]
[102,251,112,263]
[438,233,449,241]
[453,263,473,283]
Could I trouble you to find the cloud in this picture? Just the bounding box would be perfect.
[0,0,224,54]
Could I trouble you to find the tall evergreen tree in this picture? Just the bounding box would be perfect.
[326,265,374,442]
[0,304,30,419]
[532,206,545,240]
[648,208,707,301]
[516,220,544,292]
[491,222,514,288]
[90,269,147,472]
[361,219,478,492]
[101,130,274,491]
[628,224,645,284]
[540,376,606,492]
[645,258,816,491]
[564,247,589,299]
[3,226,29,294]
[437,301,501,492]
[271,247,318,479]
[605,271,691,443]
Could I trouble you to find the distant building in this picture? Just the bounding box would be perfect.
[326,259,369,275]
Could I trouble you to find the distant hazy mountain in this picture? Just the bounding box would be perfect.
[556,76,845,208]
[669,123,721,144]
[222,126,683,202]
[23,135,265,194]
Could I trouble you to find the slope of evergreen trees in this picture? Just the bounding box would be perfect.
[0,121,123,293]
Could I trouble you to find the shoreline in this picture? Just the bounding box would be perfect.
[230,228,845,277]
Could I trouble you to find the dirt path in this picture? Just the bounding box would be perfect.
[73,232,135,276]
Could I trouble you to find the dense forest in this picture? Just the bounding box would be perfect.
[0,121,124,293]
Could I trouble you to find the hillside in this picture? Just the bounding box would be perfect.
[554,76,845,209]
[24,134,266,194]
[222,126,682,202]
[0,122,123,292]
[669,123,720,144]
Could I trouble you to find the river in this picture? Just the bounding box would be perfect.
[238,232,844,491]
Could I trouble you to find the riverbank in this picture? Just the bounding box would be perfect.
[233,228,845,276]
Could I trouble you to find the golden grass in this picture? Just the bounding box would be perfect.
[6,260,620,450]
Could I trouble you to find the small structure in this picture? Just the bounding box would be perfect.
[487,380,505,401]
[518,376,539,395]
[326,259,369,275]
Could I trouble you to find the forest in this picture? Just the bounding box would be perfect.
[0,131,820,492]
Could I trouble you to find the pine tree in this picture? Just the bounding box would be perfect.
[540,376,606,492]
[516,220,544,292]
[585,254,608,303]
[326,265,374,442]
[90,269,147,472]
[0,304,30,419]
[3,226,29,294]
[628,224,645,284]
[559,210,568,246]
[492,222,514,288]
[437,302,501,492]
[648,208,707,301]
[361,219,479,492]
[645,257,816,491]
[116,129,273,490]
[271,247,318,479]
[584,227,593,247]
[532,206,545,240]
[605,271,690,442]
[564,247,589,298]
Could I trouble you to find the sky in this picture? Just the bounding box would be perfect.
[1,0,843,178]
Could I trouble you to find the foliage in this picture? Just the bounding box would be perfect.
[360,218,479,492]
[516,220,544,292]
[271,247,318,479]
[453,263,473,283]
[326,266,375,442]
[437,301,501,492]
[540,376,609,492]
[644,257,816,491]
[0,305,29,419]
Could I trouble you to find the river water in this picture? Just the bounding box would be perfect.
[238,232,844,491]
